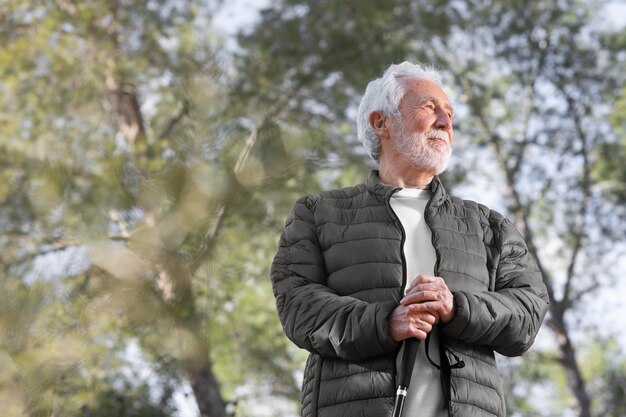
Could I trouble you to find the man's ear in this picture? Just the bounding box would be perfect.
[369,111,390,140]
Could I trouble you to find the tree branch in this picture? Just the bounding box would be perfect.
[558,84,592,314]
[158,99,190,140]
[452,64,593,417]
[189,72,312,275]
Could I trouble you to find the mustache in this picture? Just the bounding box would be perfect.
[425,130,450,143]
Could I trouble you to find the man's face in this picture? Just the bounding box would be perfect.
[389,78,454,174]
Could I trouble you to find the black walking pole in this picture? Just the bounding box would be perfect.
[392,338,420,417]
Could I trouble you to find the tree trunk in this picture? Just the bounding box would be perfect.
[521,213,593,417]
[467,75,595,416]
[548,311,592,417]
[185,360,228,417]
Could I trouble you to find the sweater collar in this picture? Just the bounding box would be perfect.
[366,170,447,207]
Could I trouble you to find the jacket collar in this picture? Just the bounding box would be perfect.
[366,170,448,208]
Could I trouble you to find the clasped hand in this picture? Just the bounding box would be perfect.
[388,274,455,342]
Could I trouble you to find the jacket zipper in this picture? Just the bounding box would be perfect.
[385,187,407,295]
[384,187,406,388]
[424,182,453,414]
[424,185,440,278]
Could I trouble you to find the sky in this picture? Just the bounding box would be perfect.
[212,0,626,35]
[212,0,271,31]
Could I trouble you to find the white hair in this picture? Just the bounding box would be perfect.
[356,62,443,161]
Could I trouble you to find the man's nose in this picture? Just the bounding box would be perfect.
[434,109,452,131]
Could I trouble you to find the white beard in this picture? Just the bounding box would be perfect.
[393,128,452,175]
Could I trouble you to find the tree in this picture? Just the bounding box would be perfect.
[2,0,624,415]
[234,0,626,415]
[0,1,310,415]
[439,2,626,415]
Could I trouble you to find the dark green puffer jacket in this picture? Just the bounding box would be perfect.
[270,171,549,417]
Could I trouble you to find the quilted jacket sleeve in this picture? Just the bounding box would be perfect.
[270,197,399,361]
[442,217,550,357]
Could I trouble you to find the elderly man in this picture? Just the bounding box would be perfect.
[270,62,549,417]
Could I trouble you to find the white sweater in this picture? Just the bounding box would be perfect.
[390,187,447,417]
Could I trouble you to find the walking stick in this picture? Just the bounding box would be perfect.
[392,338,420,417]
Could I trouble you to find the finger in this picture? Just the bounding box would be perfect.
[406,306,437,320]
[400,290,443,305]
[412,321,433,335]
[418,277,448,289]
[412,315,437,328]
[404,280,439,295]
[399,293,421,305]
[410,327,429,341]
[417,274,437,284]
[402,303,438,321]
[408,299,429,308]
[410,316,436,338]
[405,282,435,294]
[410,281,452,299]
[407,274,433,291]
[417,312,438,325]
[393,320,430,342]
[408,301,445,316]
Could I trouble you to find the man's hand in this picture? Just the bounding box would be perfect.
[400,274,455,324]
[388,304,438,342]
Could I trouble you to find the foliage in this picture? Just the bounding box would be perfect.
[595,23,626,205]
[236,0,626,416]
[0,0,308,415]
[0,275,180,417]
[1,0,625,416]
